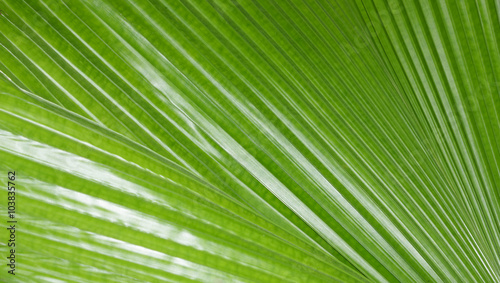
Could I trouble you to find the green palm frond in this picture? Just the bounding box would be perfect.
[0,0,498,282]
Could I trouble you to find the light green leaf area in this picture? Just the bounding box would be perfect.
[0,0,498,282]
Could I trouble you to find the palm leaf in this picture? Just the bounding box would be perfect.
[0,0,498,282]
